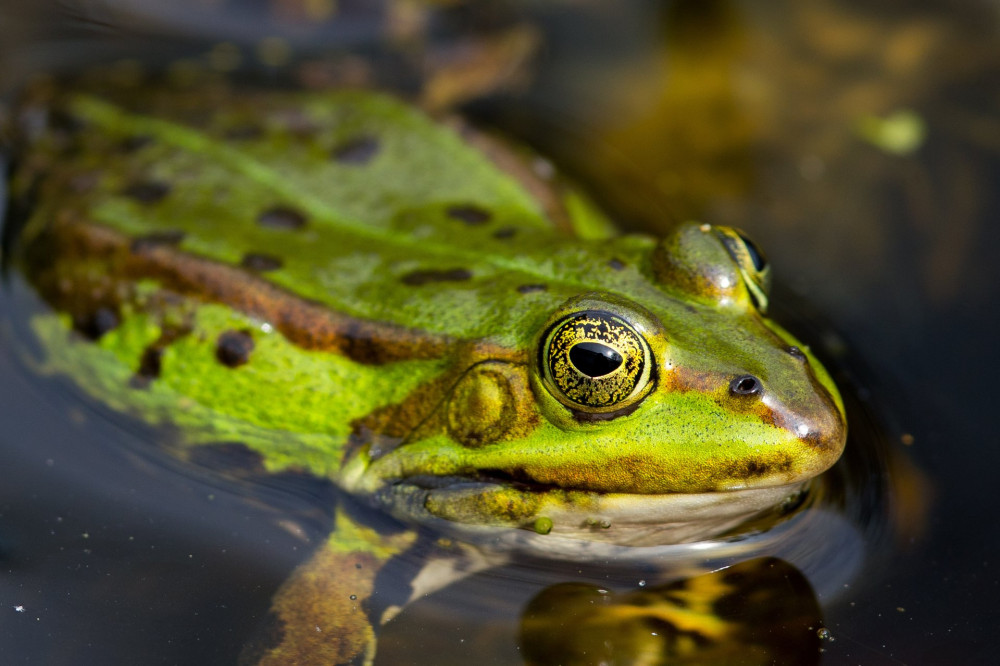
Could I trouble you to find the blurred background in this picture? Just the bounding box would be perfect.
[1,1,999,663]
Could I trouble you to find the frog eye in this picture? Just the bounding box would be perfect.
[715,227,771,312]
[651,223,773,314]
[541,310,654,414]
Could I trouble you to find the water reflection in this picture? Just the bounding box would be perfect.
[522,558,822,666]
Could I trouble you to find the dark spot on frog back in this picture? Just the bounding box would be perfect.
[240,252,284,272]
[517,284,547,294]
[446,205,491,225]
[121,180,172,204]
[331,135,380,164]
[493,226,517,239]
[73,307,120,340]
[401,268,472,286]
[135,346,165,382]
[257,206,307,230]
[130,326,191,388]
[216,329,255,367]
[608,258,626,271]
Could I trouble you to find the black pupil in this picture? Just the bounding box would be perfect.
[737,232,767,272]
[570,342,623,378]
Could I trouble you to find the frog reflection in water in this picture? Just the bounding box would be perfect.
[6,77,845,664]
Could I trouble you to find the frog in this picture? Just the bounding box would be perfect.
[2,73,846,665]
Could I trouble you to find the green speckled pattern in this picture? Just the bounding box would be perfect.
[34,87,658,348]
[7,75,853,666]
[12,79,845,508]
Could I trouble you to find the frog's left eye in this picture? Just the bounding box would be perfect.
[715,227,771,312]
[541,310,654,414]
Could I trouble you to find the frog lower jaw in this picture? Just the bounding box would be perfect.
[371,479,811,547]
[539,483,810,545]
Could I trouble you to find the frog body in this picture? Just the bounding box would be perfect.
[5,77,846,664]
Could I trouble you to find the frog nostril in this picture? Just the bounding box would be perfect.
[786,346,807,361]
[730,375,763,396]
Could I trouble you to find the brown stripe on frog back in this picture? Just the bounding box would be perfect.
[27,215,454,364]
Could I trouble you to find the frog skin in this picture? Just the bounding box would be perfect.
[5,77,846,664]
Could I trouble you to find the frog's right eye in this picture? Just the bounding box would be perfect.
[651,222,772,313]
[714,226,771,312]
[540,310,654,415]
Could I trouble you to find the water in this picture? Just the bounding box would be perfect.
[2,1,1000,664]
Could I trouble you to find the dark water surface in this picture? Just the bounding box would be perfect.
[2,1,1000,664]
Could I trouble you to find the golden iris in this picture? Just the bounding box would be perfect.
[542,311,652,411]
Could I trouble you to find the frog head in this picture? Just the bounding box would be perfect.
[347,223,845,545]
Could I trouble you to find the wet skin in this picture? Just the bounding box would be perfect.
[6,78,846,664]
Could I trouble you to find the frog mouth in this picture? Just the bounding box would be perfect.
[376,475,812,547]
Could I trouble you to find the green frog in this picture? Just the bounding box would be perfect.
[3,75,846,664]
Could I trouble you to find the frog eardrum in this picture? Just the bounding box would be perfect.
[540,310,654,414]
